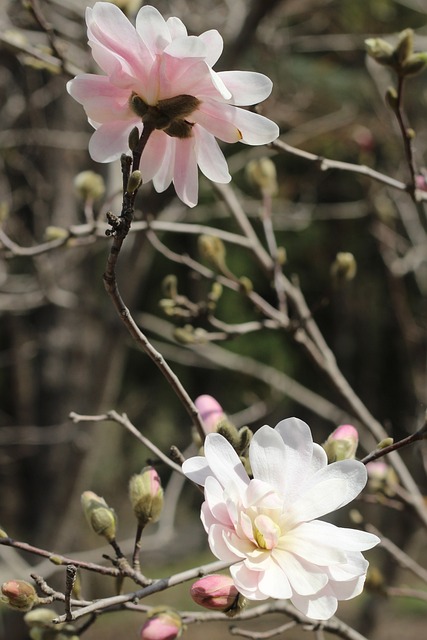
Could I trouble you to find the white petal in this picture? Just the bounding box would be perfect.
[257,556,293,599]
[295,521,380,552]
[152,136,174,193]
[198,29,224,67]
[173,137,199,207]
[192,103,242,143]
[208,524,242,562]
[328,573,366,600]
[273,549,328,596]
[140,130,169,183]
[204,433,250,494]
[193,126,231,184]
[204,475,233,526]
[230,562,266,600]
[249,425,289,494]
[182,455,211,486]
[227,106,279,145]
[218,71,273,105]
[310,443,328,473]
[166,16,187,40]
[291,592,338,620]
[165,36,207,59]
[284,524,348,565]
[88,121,134,162]
[135,5,171,53]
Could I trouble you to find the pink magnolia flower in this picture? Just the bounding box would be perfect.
[67,2,279,207]
[182,417,380,620]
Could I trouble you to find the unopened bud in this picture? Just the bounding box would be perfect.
[365,566,386,594]
[129,467,164,529]
[198,235,226,271]
[1,580,37,612]
[140,608,182,640]
[81,491,117,542]
[277,246,287,265]
[237,426,253,454]
[330,252,357,284]
[385,87,399,112]
[377,437,394,449]
[323,424,359,462]
[195,395,226,435]
[246,157,278,196]
[173,326,196,344]
[24,607,62,629]
[394,28,414,66]
[162,274,178,299]
[0,526,8,539]
[190,574,245,616]
[128,126,141,151]
[365,38,394,65]
[74,171,105,201]
[44,226,69,242]
[401,52,427,76]
[366,460,398,495]
[239,276,253,294]
[127,170,142,194]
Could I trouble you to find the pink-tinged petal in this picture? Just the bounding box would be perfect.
[207,524,242,562]
[223,530,258,560]
[204,433,250,494]
[88,121,136,162]
[273,549,328,596]
[198,30,224,67]
[139,130,169,182]
[193,126,231,184]
[165,35,207,59]
[294,521,380,552]
[291,592,338,621]
[244,479,281,509]
[250,426,288,494]
[257,556,293,599]
[152,136,175,193]
[218,71,273,105]
[204,476,233,527]
[166,16,187,40]
[172,137,198,207]
[157,56,212,101]
[193,103,243,143]
[135,5,171,54]
[67,74,131,122]
[87,3,151,82]
[201,501,216,531]
[230,563,266,600]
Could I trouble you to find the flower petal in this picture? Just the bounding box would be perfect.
[257,556,293,599]
[273,549,328,596]
[198,29,224,67]
[193,126,231,184]
[249,426,289,494]
[218,71,273,105]
[230,562,266,600]
[291,592,338,621]
[172,137,199,207]
[88,120,135,162]
[135,5,171,54]
[203,433,250,494]
[67,74,131,122]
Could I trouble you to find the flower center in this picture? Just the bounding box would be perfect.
[253,514,281,550]
[129,93,201,139]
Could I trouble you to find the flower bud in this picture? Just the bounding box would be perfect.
[366,460,398,495]
[394,28,413,66]
[323,424,359,462]
[198,235,226,272]
[74,170,105,201]
[140,609,182,640]
[246,157,278,196]
[1,580,37,612]
[0,526,8,539]
[195,395,226,435]
[127,170,142,194]
[330,252,357,284]
[401,52,427,76]
[385,86,399,111]
[415,173,427,192]
[129,467,164,528]
[190,574,243,615]
[365,38,395,65]
[81,491,117,542]
[128,126,141,151]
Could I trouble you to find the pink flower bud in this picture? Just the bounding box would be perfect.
[1,580,37,611]
[415,174,427,191]
[129,466,164,528]
[140,610,182,640]
[195,395,226,434]
[190,574,240,612]
[323,424,359,462]
[366,461,398,495]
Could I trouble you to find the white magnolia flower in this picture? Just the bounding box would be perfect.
[182,418,380,620]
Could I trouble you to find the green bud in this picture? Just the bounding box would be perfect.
[173,325,196,344]
[1,580,38,612]
[128,126,141,151]
[162,274,178,299]
[24,608,63,630]
[237,426,253,454]
[216,419,241,449]
[74,171,105,202]
[0,526,8,538]
[277,246,287,266]
[365,38,394,65]
[239,276,253,294]
[377,437,394,449]
[44,226,69,242]
[401,52,427,76]
[81,491,117,542]
[129,466,164,529]
[385,86,399,111]
[330,252,357,284]
[198,235,226,271]
[394,28,414,66]
[246,157,278,196]
[126,170,142,194]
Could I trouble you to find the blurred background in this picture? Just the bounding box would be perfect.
[0,0,426,638]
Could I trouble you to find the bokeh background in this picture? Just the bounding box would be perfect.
[1,0,426,638]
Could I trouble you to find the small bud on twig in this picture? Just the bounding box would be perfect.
[81,491,117,543]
